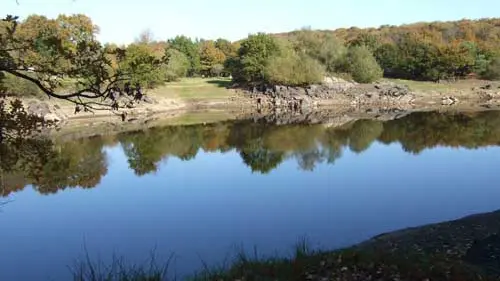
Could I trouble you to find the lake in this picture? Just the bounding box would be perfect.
[1,109,500,281]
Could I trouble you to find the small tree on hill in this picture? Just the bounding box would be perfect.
[346,46,383,83]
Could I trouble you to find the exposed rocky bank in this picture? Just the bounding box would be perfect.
[243,77,500,114]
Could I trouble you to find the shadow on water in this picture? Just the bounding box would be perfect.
[2,109,500,196]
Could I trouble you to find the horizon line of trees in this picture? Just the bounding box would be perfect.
[2,14,500,100]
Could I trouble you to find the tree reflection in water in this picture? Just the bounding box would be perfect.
[3,110,500,196]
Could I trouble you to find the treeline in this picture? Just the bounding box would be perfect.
[2,14,500,97]
[3,110,500,196]
[294,18,500,81]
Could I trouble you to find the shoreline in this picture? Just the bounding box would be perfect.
[14,78,500,140]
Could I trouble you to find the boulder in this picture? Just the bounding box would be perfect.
[441,96,459,105]
[43,113,61,122]
[142,95,157,104]
[27,101,51,117]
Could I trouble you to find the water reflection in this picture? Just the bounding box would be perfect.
[2,110,500,196]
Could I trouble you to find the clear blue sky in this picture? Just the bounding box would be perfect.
[4,0,498,44]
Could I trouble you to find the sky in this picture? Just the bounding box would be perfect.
[3,0,499,44]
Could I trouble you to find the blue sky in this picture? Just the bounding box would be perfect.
[4,0,498,44]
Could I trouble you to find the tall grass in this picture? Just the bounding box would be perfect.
[70,245,175,281]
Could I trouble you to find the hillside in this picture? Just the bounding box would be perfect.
[277,18,500,49]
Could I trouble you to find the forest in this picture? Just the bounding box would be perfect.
[1,14,500,101]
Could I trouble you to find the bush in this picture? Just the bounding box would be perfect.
[481,57,500,80]
[265,50,324,86]
[346,46,383,83]
[164,49,190,82]
[210,64,224,77]
[292,30,347,73]
[0,72,43,97]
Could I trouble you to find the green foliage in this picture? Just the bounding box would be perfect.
[481,56,500,80]
[230,33,280,84]
[119,43,164,88]
[346,46,383,83]
[215,38,237,59]
[0,72,43,97]
[164,49,190,82]
[349,33,381,52]
[292,30,347,73]
[167,35,201,76]
[265,48,324,86]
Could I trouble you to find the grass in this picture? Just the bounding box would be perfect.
[67,210,500,281]
[383,77,491,93]
[150,78,234,101]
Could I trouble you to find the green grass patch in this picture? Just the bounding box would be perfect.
[150,78,234,101]
[383,78,454,92]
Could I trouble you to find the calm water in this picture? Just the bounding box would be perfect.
[1,110,500,280]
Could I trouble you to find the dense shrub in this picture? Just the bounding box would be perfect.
[164,49,190,82]
[265,51,324,86]
[346,46,383,83]
[481,57,500,80]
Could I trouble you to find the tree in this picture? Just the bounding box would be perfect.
[230,33,280,84]
[348,33,380,52]
[1,14,154,111]
[346,46,383,83]
[215,38,238,59]
[265,46,324,86]
[119,43,165,88]
[292,30,347,73]
[167,35,201,76]
[481,56,500,80]
[164,48,190,81]
[199,40,226,76]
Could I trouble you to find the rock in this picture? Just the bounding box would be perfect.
[142,95,157,104]
[27,101,51,117]
[481,84,492,90]
[43,113,61,122]
[441,96,459,105]
[374,82,411,97]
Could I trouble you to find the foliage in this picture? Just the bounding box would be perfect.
[118,43,165,88]
[0,71,43,97]
[481,56,500,80]
[164,49,190,82]
[166,35,201,76]
[215,38,238,59]
[0,13,156,111]
[199,40,226,76]
[230,33,280,84]
[265,46,324,86]
[292,29,347,73]
[345,46,383,83]
[210,64,224,77]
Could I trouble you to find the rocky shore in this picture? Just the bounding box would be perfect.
[244,77,500,114]
[8,77,500,137]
